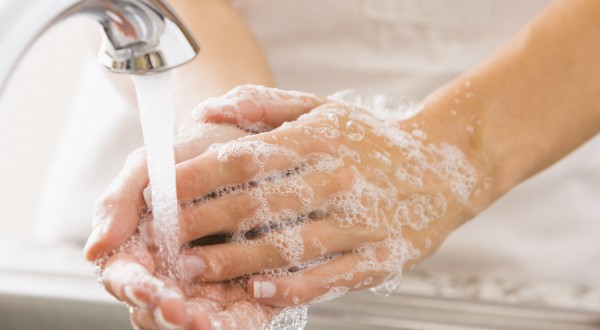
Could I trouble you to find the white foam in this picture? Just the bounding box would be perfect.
[394,193,448,231]
[267,306,308,330]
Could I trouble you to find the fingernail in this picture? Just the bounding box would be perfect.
[154,307,182,330]
[143,186,152,207]
[179,255,205,279]
[253,281,277,299]
[83,222,109,257]
[124,286,149,308]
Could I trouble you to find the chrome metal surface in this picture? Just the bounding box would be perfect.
[2,288,600,330]
[307,291,600,330]
[0,0,200,93]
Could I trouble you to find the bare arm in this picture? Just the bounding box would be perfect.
[417,0,600,215]
[163,0,275,128]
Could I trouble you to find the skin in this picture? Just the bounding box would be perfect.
[83,0,600,328]
[83,1,278,327]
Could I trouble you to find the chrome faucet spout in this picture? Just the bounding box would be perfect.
[0,0,200,93]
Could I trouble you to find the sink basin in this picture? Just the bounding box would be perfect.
[1,241,599,330]
[2,277,600,330]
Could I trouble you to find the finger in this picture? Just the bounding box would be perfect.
[175,112,356,204]
[84,150,149,261]
[137,282,264,330]
[100,239,188,310]
[134,284,227,330]
[180,217,387,282]
[222,300,270,330]
[186,282,250,307]
[185,291,227,330]
[179,193,261,242]
[173,124,249,162]
[194,85,324,130]
[153,296,188,330]
[126,283,190,330]
[196,300,269,330]
[84,124,247,261]
[188,311,211,330]
[130,298,188,330]
[177,163,354,242]
[186,283,272,330]
[249,252,390,307]
[174,124,322,203]
[130,308,155,330]
[102,251,158,305]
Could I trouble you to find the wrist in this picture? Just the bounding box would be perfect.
[404,77,508,220]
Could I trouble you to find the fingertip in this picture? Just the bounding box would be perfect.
[196,107,238,126]
[250,277,289,307]
[178,254,206,281]
[83,222,110,261]
[188,312,211,330]
[156,297,188,329]
[83,223,131,262]
[87,207,142,261]
[101,255,153,301]
[124,285,151,308]
[251,280,278,300]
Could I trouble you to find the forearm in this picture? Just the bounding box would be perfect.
[415,0,600,212]
[169,0,275,127]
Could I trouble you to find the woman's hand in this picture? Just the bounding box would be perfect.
[83,88,324,329]
[100,239,278,329]
[168,85,492,306]
[83,123,280,329]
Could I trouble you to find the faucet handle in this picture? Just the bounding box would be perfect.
[96,0,200,74]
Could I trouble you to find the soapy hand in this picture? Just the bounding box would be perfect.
[83,87,325,329]
[83,123,283,329]
[99,234,278,330]
[172,85,487,306]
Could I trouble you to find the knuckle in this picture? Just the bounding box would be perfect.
[364,224,388,243]
[279,282,321,306]
[224,154,258,181]
[179,166,208,195]
[231,194,260,222]
[179,209,200,242]
[92,194,120,225]
[329,167,354,192]
[203,248,236,281]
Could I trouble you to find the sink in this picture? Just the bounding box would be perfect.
[2,277,600,330]
[1,240,599,330]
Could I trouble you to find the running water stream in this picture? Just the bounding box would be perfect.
[132,72,180,276]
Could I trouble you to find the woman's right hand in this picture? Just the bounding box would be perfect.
[82,123,281,329]
[83,87,325,329]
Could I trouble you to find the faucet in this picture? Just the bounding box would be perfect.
[0,0,200,93]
